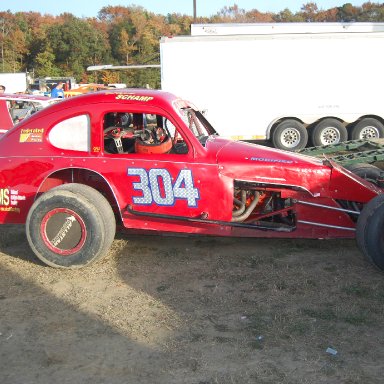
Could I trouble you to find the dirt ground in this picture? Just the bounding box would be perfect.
[1,225,384,384]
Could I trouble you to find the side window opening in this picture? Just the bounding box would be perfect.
[9,101,39,124]
[103,112,188,155]
[49,114,90,152]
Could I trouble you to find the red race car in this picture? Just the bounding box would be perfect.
[0,89,383,270]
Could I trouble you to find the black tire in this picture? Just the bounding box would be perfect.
[345,163,382,186]
[272,120,308,151]
[356,194,384,271]
[311,118,348,146]
[26,184,116,268]
[350,118,384,140]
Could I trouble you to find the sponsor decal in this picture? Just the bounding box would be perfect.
[0,188,25,213]
[250,157,294,164]
[19,128,44,143]
[51,216,76,247]
[115,94,154,102]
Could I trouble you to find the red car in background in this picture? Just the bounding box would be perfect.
[0,93,59,135]
[0,89,383,270]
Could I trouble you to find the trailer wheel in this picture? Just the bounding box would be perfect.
[311,118,348,146]
[350,118,384,140]
[26,184,116,268]
[272,120,308,151]
[356,194,384,271]
[345,163,382,186]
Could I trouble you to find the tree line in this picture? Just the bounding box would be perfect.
[1,2,383,89]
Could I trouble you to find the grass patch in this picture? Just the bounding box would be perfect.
[342,283,372,298]
[301,306,337,321]
[342,312,369,326]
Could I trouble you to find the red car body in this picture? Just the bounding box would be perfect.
[0,89,382,269]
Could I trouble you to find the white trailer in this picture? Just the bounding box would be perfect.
[0,72,29,93]
[160,23,384,151]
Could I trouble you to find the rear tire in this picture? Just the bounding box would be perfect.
[311,118,348,146]
[345,163,382,186]
[26,184,116,268]
[356,195,384,271]
[272,120,308,151]
[350,118,384,140]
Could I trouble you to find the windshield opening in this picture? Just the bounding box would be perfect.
[177,107,218,146]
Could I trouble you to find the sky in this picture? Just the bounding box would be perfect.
[1,1,369,18]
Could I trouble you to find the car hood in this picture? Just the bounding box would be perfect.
[206,137,332,196]
[205,137,381,200]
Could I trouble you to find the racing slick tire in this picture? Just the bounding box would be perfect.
[311,118,348,147]
[272,120,308,151]
[356,194,384,271]
[350,118,384,140]
[345,163,382,186]
[26,184,116,268]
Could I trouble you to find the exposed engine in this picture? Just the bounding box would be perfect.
[232,185,296,231]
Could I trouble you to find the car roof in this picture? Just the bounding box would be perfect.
[0,93,56,103]
[40,88,183,111]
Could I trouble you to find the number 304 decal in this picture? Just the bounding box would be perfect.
[128,168,200,207]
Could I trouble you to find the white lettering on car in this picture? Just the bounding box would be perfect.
[128,168,200,207]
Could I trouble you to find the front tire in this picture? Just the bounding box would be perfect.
[272,120,308,151]
[26,184,116,268]
[356,194,384,271]
[345,163,382,186]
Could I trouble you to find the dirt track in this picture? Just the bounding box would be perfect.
[1,225,384,383]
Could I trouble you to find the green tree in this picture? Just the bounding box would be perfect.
[34,48,61,77]
[47,14,111,78]
[0,12,14,71]
[273,8,305,22]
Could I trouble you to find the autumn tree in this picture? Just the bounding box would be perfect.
[300,2,320,22]
[360,2,384,21]
[337,3,360,21]
[217,4,247,22]
[245,10,274,22]
[1,3,384,87]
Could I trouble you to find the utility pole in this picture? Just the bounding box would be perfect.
[193,0,197,22]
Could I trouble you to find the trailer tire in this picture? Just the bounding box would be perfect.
[26,184,116,269]
[350,118,384,140]
[356,194,384,271]
[311,118,348,146]
[272,120,308,151]
[345,163,382,186]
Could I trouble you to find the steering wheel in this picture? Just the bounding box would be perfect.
[104,126,126,153]
[105,126,128,136]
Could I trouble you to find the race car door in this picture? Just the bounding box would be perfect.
[102,109,233,235]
